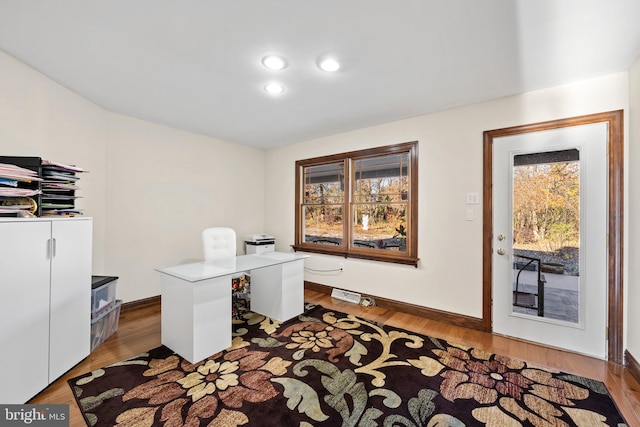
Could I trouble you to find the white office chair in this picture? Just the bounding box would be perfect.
[202,227,249,318]
[202,227,237,261]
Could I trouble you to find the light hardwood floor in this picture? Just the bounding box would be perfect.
[31,289,640,426]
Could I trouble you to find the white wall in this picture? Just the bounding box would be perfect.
[105,113,265,302]
[265,72,629,319]
[627,57,640,359]
[0,49,266,303]
[0,50,108,273]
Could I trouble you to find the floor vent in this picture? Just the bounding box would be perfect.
[331,288,362,304]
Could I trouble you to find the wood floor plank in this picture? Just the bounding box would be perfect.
[29,290,640,426]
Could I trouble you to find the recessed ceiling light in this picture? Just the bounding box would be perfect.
[264,82,285,95]
[318,57,340,72]
[262,55,288,70]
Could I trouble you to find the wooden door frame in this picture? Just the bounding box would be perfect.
[482,110,624,364]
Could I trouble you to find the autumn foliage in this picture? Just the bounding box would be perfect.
[512,161,579,251]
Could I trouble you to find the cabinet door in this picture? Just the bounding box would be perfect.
[49,219,92,382]
[0,221,51,403]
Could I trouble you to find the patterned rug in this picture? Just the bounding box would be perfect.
[69,304,627,426]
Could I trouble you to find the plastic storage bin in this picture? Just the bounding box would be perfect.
[91,276,118,319]
[91,300,122,351]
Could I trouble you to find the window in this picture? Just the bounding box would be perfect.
[293,141,418,266]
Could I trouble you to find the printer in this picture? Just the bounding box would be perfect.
[245,234,275,254]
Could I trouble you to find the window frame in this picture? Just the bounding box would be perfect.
[293,141,419,266]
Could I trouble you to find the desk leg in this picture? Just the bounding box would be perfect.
[161,274,232,363]
[250,259,304,321]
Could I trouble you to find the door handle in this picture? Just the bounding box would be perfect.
[497,248,505,255]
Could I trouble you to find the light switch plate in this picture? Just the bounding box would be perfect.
[466,209,474,221]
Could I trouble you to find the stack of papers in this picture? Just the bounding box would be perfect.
[42,159,85,173]
[0,163,43,183]
[0,188,41,197]
[41,160,87,217]
[0,163,42,216]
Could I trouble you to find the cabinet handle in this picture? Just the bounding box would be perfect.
[47,238,57,259]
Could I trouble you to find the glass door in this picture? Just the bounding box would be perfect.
[492,122,608,358]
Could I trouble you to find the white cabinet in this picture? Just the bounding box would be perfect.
[250,259,304,321]
[0,221,51,403]
[0,217,92,403]
[49,219,92,381]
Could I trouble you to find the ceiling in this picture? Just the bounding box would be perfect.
[1,1,639,150]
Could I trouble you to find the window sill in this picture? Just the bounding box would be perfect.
[291,244,419,267]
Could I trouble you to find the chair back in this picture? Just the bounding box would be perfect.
[202,227,237,261]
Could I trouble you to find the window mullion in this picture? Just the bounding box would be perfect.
[344,158,352,250]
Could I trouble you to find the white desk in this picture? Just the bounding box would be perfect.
[156,252,307,363]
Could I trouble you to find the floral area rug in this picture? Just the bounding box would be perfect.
[69,304,627,426]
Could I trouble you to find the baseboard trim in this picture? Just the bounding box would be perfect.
[135,285,485,331]
[625,350,640,385]
[121,295,161,314]
[305,281,485,331]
